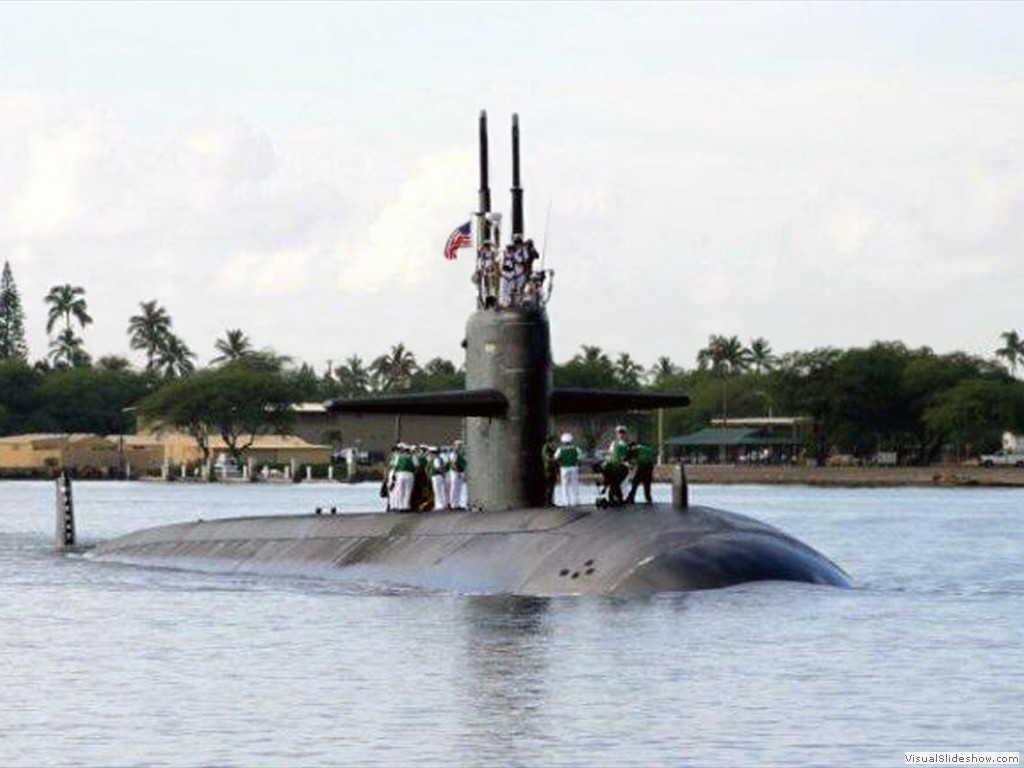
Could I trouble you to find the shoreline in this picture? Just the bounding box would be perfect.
[652,464,1024,488]
[5,464,1024,488]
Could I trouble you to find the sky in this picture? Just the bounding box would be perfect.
[1,0,1023,373]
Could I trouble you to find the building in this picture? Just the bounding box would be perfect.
[0,430,332,477]
[136,429,332,470]
[0,433,122,476]
[665,417,811,464]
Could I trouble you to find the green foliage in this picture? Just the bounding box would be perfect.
[44,284,91,334]
[48,327,91,369]
[696,335,751,376]
[923,379,1024,454]
[410,357,465,392]
[0,361,149,436]
[0,261,28,362]
[829,342,921,456]
[136,362,295,461]
[554,345,618,389]
[127,300,196,378]
[370,343,418,392]
[36,367,150,434]
[212,328,253,364]
[332,355,371,398]
[0,361,44,434]
[995,330,1024,376]
[284,362,325,401]
[128,300,172,369]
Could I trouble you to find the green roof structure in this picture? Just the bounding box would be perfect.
[665,427,799,447]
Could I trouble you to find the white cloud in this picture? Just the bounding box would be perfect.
[216,248,313,297]
[5,124,98,239]
[336,150,473,293]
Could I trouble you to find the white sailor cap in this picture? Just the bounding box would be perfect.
[560,432,573,444]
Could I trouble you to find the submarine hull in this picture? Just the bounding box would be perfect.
[89,504,850,595]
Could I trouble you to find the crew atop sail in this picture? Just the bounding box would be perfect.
[473,231,553,310]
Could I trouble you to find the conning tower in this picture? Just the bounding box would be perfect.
[327,112,689,510]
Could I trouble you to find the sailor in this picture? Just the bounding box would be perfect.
[604,425,631,506]
[410,445,431,512]
[554,432,581,507]
[526,268,554,307]
[446,439,467,509]
[541,435,560,506]
[499,238,520,308]
[427,446,449,511]
[523,267,550,308]
[385,443,400,510]
[391,444,416,511]
[511,238,531,305]
[523,239,540,273]
[625,440,657,505]
[475,242,499,309]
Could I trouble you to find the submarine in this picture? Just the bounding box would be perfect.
[82,112,851,595]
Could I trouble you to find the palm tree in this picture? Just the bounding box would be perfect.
[334,355,371,398]
[696,334,751,425]
[370,343,418,392]
[576,345,611,368]
[748,337,778,374]
[614,352,644,389]
[128,300,172,371]
[696,334,751,376]
[996,330,1023,376]
[153,334,196,379]
[649,356,679,384]
[48,327,89,368]
[212,329,253,364]
[45,284,92,334]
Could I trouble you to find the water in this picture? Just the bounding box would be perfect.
[1,480,1020,767]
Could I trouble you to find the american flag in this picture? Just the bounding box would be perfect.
[444,220,472,260]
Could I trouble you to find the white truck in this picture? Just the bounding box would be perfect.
[980,449,1024,467]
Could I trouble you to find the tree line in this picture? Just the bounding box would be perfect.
[1,260,1023,462]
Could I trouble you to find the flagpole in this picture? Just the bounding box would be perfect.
[540,200,552,271]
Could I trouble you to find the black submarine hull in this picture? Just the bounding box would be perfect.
[89,504,850,595]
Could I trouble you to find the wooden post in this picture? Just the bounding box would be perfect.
[55,470,75,551]
[671,463,689,510]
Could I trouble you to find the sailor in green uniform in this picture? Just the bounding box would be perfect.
[626,441,657,504]
[603,425,631,505]
[391,444,415,511]
[553,432,581,507]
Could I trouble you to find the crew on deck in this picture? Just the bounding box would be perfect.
[388,444,416,511]
[603,425,631,506]
[626,440,657,505]
[427,446,449,511]
[554,432,581,508]
[474,235,553,311]
[446,439,467,510]
[474,242,499,309]
[542,435,560,506]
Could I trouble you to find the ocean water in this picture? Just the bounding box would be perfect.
[0,480,1020,767]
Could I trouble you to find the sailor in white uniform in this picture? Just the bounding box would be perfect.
[554,432,581,507]
[446,439,467,510]
[428,446,449,511]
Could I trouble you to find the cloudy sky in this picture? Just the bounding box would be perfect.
[1,1,1022,372]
